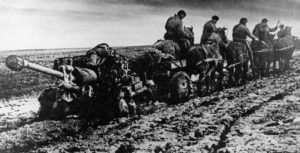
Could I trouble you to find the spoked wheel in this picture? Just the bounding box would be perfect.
[38,88,71,120]
[169,71,193,104]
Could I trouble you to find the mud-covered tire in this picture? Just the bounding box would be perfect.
[38,88,70,120]
[169,71,193,103]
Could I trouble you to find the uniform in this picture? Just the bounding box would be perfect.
[232,24,253,42]
[164,14,187,40]
[200,20,217,44]
[277,29,286,39]
[86,43,113,67]
[164,14,192,54]
[232,23,255,63]
[253,23,277,41]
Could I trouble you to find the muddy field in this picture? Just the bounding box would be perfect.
[0,48,300,152]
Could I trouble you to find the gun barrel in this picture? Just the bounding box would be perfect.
[6,55,64,78]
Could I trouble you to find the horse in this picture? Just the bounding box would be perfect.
[273,26,297,72]
[226,41,249,86]
[186,27,228,94]
[129,48,174,83]
[251,33,275,78]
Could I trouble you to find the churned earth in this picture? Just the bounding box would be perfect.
[1,55,300,152]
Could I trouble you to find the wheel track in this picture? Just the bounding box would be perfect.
[210,70,300,152]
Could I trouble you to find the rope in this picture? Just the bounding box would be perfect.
[194,58,219,82]
[226,53,247,68]
[275,45,294,52]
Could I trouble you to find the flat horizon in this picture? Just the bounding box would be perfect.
[1,0,299,50]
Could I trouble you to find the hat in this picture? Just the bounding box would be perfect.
[212,15,219,21]
[262,18,268,23]
[177,10,186,16]
[279,24,284,29]
[240,17,247,24]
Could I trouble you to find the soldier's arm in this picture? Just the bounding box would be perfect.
[212,23,217,32]
[269,26,278,32]
[176,21,193,38]
[176,22,187,36]
[252,25,257,35]
[246,28,256,40]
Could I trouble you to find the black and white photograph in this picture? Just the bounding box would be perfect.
[0,0,300,152]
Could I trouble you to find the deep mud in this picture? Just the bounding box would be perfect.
[1,55,300,152]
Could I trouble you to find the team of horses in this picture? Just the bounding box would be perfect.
[152,26,298,95]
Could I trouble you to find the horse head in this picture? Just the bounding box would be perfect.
[184,26,194,37]
[216,27,229,44]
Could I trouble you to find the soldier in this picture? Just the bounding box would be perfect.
[86,43,115,67]
[232,18,258,65]
[59,43,114,89]
[200,15,219,44]
[164,10,193,51]
[252,18,279,41]
[277,24,286,39]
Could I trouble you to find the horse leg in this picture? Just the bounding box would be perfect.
[235,64,241,85]
[242,61,248,84]
[208,70,215,92]
[279,58,284,73]
[261,57,267,77]
[272,57,276,74]
[228,62,234,87]
[205,75,210,94]
[265,57,271,77]
[287,58,291,70]
[285,57,290,71]
[273,58,277,74]
[216,64,223,91]
[253,55,259,79]
[196,73,204,96]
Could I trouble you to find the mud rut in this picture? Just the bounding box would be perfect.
[1,57,300,152]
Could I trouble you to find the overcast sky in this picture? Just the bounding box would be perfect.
[0,0,299,50]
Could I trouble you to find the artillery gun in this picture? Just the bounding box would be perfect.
[5,44,197,121]
[6,53,147,121]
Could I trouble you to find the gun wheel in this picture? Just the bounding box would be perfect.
[38,88,70,120]
[170,71,193,104]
